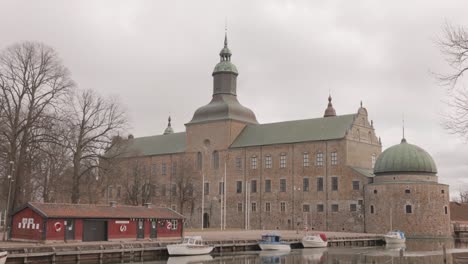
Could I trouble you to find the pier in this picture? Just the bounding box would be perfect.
[0,230,384,264]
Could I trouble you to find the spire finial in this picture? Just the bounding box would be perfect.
[401,114,407,143]
[224,18,228,47]
[360,100,363,108]
[219,25,232,62]
[168,116,172,127]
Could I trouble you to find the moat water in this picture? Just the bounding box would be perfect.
[144,239,468,264]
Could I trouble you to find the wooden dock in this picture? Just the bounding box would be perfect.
[2,235,384,264]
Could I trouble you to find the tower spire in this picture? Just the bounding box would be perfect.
[401,114,406,143]
[163,116,174,135]
[324,94,337,117]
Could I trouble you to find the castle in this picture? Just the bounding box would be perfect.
[106,34,451,238]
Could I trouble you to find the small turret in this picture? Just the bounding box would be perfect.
[163,116,174,135]
[324,95,337,117]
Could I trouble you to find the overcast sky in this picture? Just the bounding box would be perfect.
[1,0,468,198]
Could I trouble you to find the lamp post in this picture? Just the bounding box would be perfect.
[3,160,14,241]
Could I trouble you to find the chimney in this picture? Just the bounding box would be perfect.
[144,203,152,209]
[110,201,117,208]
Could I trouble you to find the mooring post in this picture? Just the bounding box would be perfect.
[76,246,81,264]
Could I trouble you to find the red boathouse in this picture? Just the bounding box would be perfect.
[11,202,184,242]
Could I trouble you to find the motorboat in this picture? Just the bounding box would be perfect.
[166,236,214,256]
[0,251,7,264]
[384,230,406,244]
[301,233,328,248]
[258,233,291,251]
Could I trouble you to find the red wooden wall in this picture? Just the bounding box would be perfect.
[11,207,43,241]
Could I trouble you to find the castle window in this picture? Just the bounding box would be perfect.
[280,202,286,212]
[303,204,310,212]
[316,152,324,166]
[236,181,242,193]
[352,180,360,190]
[237,203,243,212]
[317,204,324,212]
[162,163,167,176]
[204,182,210,195]
[265,155,272,169]
[265,202,271,212]
[371,154,376,168]
[265,179,271,192]
[303,178,310,192]
[235,156,242,170]
[331,177,338,191]
[331,151,338,165]
[251,180,257,193]
[251,156,257,169]
[197,152,202,170]
[280,154,287,168]
[350,204,357,212]
[373,189,377,194]
[358,199,363,205]
[445,206,448,214]
[303,152,309,167]
[251,202,257,212]
[171,162,177,175]
[441,189,445,194]
[405,189,411,194]
[212,151,219,169]
[317,177,324,192]
[280,179,287,192]
[152,163,158,176]
[370,205,375,214]
[219,182,224,195]
[406,205,412,214]
[331,204,339,212]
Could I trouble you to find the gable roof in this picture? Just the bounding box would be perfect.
[230,114,356,148]
[20,202,184,219]
[121,132,186,157]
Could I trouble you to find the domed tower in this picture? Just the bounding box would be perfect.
[323,95,336,117]
[163,116,174,135]
[364,137,451,238]
[185,34,258,151]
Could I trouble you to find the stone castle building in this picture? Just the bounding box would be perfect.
[105,35,451,238]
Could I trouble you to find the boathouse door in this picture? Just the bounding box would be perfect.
[150,221,157,238]
[137,219,145,239]
[83,220,107,241]
[65,219,75,241]
[203,213,210,228]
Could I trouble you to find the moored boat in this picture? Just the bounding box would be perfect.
[167,236,214,256]
[0,251,7,264]
[258,233,291,251]
[301,233,328,248]
[384,230,406,244]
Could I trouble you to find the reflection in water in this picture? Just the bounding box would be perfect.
[140,239,468,264]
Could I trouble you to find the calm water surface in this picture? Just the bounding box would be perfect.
[144,239,468,264]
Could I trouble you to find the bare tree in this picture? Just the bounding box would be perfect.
[437,23,468,140]
[0,42,74,210]
[122,158,150,206]
[64,89,126,203]
[175,156,195,216]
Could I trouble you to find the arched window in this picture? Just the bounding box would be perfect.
[212,151,219,169]
[197,152,202,170]
[445,206,448,215]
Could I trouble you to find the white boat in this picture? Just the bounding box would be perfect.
[258,233,291,251]
[166,236,214,256]
[384,230,406,244]
[301,233,328,248]
[0,251,7,264]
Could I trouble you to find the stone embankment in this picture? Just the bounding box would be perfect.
[0,230,384,264]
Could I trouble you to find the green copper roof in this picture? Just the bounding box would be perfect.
[373,138,437,175]
[230,114,356,148]
[121,132,186,157]
[213,61,238,75]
